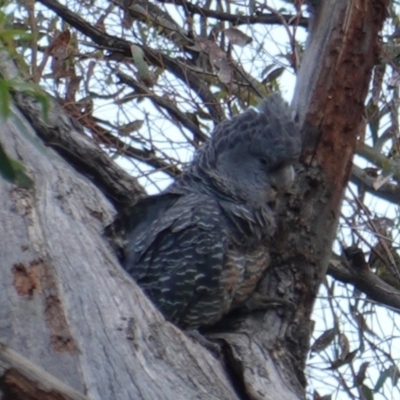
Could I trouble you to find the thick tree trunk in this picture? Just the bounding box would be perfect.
[0,60,238,399]
[210,1,388,399]
[0,1,389,399]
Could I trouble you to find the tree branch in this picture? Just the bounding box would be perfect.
[328,251,400,313]
[15,92,148,209]
[62,102,182,179]
[0,342,90,400]
[0,49,144,209]
[351,164,400,204]
[37,0,226,123]
[111,0,192,47]
[116,71,208,144]
[156,0,309,28]
[357,142,400,182]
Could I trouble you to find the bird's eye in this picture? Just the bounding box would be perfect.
[269,162,285,172]
[260,158,268,166]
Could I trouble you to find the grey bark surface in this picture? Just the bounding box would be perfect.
[0,342,91,400]
[0,76,238,399]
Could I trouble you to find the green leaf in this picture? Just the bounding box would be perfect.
[360,384,374,400]
[0,30,31,40]
[0,78,10,117]
[0,79,50,120]
[389,364,400,386]
[0,143,34,188]
[374,365,398,392]
[130,44,153,84]
[9,158,34,188]
[0,142,16,182]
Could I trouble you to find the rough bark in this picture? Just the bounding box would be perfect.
[0,60,238,399]
[0,342,90,400]
[0,1,389,400]
[209,1,389,399]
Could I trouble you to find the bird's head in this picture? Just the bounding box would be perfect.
[193,94,301,207]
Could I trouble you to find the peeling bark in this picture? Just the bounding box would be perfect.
[211,1,389,399]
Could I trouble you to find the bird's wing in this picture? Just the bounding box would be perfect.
[122,192,180,250]
[124,193,232,328]
[104,192,180,261]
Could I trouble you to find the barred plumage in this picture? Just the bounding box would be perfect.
[123,93,301,329]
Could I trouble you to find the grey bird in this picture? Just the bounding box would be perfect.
[123,93,301,329]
